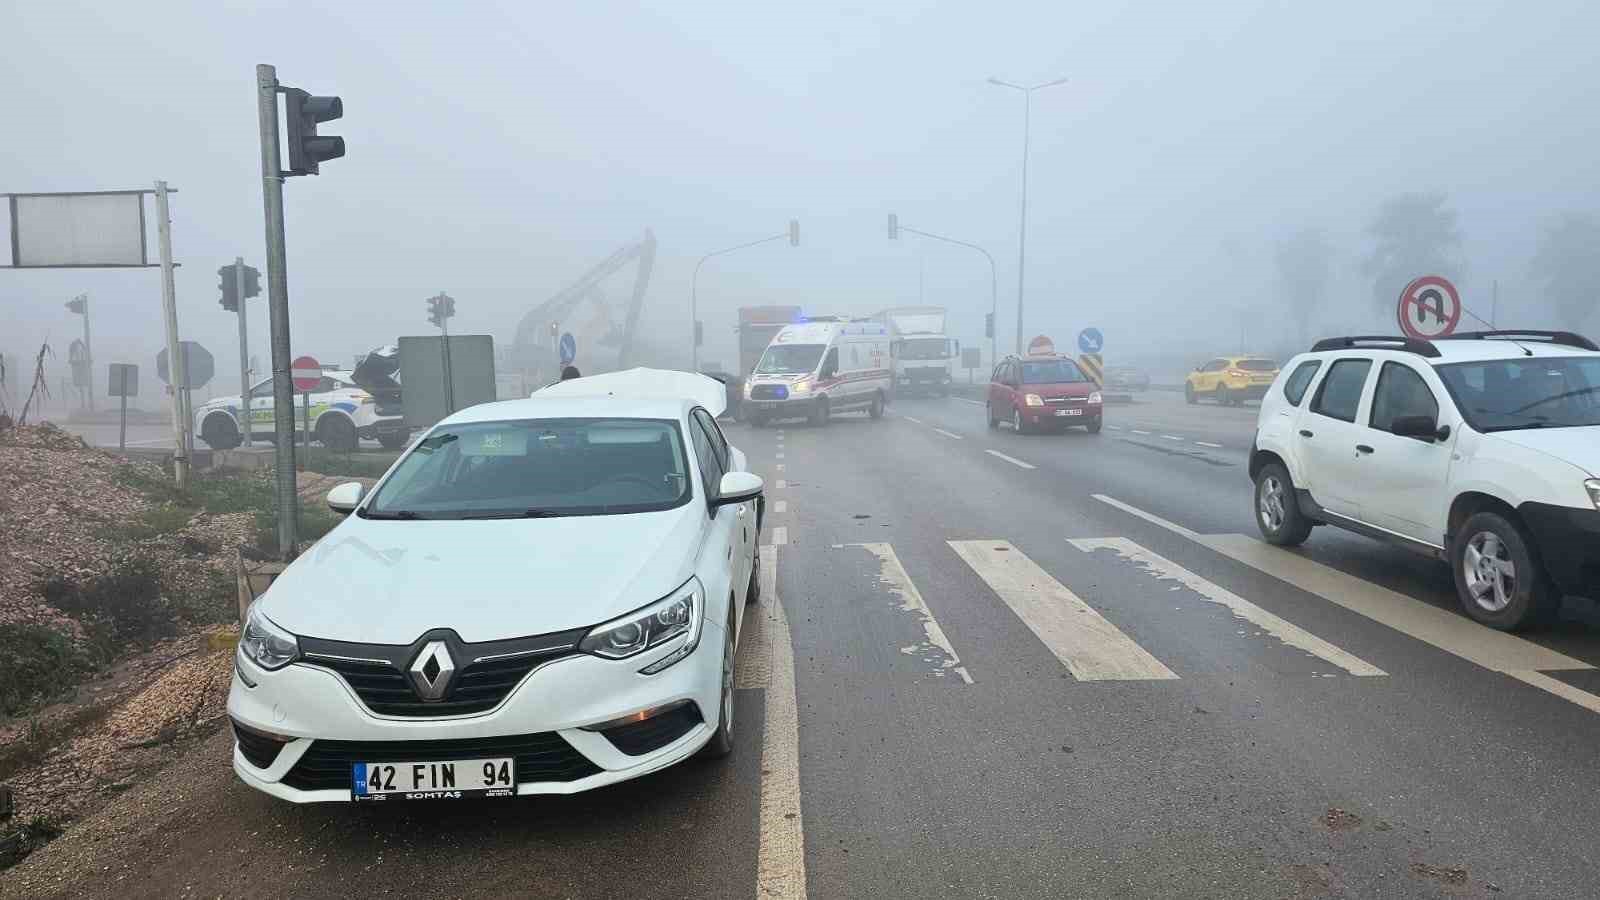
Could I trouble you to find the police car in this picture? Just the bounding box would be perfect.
[195,370,410,451]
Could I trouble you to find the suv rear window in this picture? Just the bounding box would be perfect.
[1282,361,1321,406]
[1310,359,1371,422]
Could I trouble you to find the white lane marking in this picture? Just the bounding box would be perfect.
[1070,538,1386,677]
[949,540,1178,681]
[853,543,973,683]
[931,428,963,440]
[1507,670,1600,714]
[1160,434,1184,441]
[776,452,785,459]
[1106,424,1123,430]
[901,415,924,425]
[776,480,787,489]
[774,500,788,514]
[954,397,985,406]
[776,463,785,471]
[1195,441,1224,449]
[1130,429,1151,435]
[753,549,807,899]
[771,526,788,546]
[1092,494,1201,541]
[1199,534,1592,676]
[983,449,1036,470]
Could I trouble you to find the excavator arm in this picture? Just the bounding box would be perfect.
[510,229,656,375]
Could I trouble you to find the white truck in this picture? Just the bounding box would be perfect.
[873,306,960,396]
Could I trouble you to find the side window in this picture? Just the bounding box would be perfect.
[1282,361,1322,406]
[689,418,723,502]
[692,409,729,469]
[249,380,274,399]
[1309,359,1373,423]
[1370,362,1439,434]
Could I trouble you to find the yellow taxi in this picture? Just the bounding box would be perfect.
[1185,355,1280,406]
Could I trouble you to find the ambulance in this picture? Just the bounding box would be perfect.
[742,318,893,426]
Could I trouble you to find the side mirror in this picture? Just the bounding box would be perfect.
[1392,415,1448,442]
[327,481,366,514]
[714,471,763,508]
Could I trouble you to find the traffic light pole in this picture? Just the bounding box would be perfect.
[154,180,190,489]
[257,63,299,559]
[894,223,998,371]
[79,295,94,412]
[234,257,252,447]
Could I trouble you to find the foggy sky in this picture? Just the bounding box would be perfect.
[4,0,1598,397]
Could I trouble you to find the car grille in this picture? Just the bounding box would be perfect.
[1043,396,1085,405]
[300,629,586,718]
[232,720,288,770]
[600,703,704,756]
[279,732,601,792]
[750,384,788,400]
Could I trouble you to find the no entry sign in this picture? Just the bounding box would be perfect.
[1026,334,1056,356]
[1397,276,1461,340]
[291,356,323,392]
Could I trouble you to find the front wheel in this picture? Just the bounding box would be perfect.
[987,403,999,429]
[200,415,241,450]
[317,415,358,451]
[1012,408,1027,435]
[809,397,830,427]
[1216,385,1232,407]
[1085,418,1103,434]
[1451,512,1555,631]
[1254,462,1313,546]
[377,432,408,451]
[1185,384,1197,405]
[869,391,884,419]
[697,602,738,759]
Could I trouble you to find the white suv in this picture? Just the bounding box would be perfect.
[1250,331,1600,630]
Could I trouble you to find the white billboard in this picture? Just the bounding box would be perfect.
[6,191,148,267]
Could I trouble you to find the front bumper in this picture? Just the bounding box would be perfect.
[1022,406,1102,428]
[744,396,817,417]
[226,619,727,803]
[1519,502,1600,600]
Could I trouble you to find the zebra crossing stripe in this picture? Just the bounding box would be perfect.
[853,543,972,684]
[1071,537,1386,677]
[949,540,1178,681]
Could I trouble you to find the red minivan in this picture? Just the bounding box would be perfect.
[987,355,1103,434]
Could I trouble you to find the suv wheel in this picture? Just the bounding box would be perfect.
[1451,512,1555,631]
[1253,463,1313,546]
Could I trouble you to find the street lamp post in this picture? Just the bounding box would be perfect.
[988,75,1068,356]
[887,217,998,368]
[691,221,799,373]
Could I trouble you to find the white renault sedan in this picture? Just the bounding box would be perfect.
[227,370,763,802]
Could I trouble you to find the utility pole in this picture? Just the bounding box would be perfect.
[234,257,252,446]
[154,181,189,488]
[989,76,1069,356]
[257,63,298,558]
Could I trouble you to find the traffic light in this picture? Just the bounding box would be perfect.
[242,265,261,299]
[442,295,456,319]
[888,213,898,240]
[284,88,345,176]
[218,264,239,312]
[985,312,995,338]
[789,219,800,247]
[65,296,86,315]
[426,295,442,327]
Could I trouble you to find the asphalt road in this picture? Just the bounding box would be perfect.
[10,391,1600,898]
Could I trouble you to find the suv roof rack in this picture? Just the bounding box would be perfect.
[1309,335,1441,358]
[1435,330,1598,351]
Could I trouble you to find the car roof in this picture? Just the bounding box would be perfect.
[1428,340,1595,363]
[436,395,697,428]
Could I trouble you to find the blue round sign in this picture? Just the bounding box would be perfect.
[1077,327,1104,354]
[559,332,577,366]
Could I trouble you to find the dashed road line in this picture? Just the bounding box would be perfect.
[1195,441,1224,449]
[776,480,787,489]
[774,500,788,514]
[983,449,1036,470]
[931,428,963,440]
[1130,429,1151,435]
[1160,434,1184,441]
[953,397,985,406]
[1091,493,1201,542]
[950,540,1177,681]
[901,415,925,425]
[771,526,788,546]
[776,463,785,471]
[1106,424,1123,430]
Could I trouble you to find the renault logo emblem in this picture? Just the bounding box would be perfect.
[407,641,456,701]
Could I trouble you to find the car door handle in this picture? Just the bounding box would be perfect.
[1356,444,1374,455]
[1298,429,1314,438]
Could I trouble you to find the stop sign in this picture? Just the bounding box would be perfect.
[291,356,323,392]
[156,341,214,388]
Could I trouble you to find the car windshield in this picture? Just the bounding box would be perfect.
[899,338,948,360]
[1021,360,1088,384]
[1436,357,1600,431]
[1237,359,1279,371]
[755,344,825,374]
[362,418,691,518]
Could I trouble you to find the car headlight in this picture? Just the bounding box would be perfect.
[790,379,812,395]
[580,578,704,673]
[1087,391,1103,405]
[238,606,299,671]
[1024,393,1045,407]
[743,381,754,399]
[1586,479,1600,510]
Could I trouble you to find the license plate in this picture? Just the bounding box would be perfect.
[352,757,516,801]
[1055,408,1084,417]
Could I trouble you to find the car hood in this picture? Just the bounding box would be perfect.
[258,504,705,644]
[1485,426,1600,477]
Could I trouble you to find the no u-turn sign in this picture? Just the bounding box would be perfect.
[1396,275,1461,340]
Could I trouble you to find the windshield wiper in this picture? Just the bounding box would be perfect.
[458,508,566,519]
[359,508,428,520]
